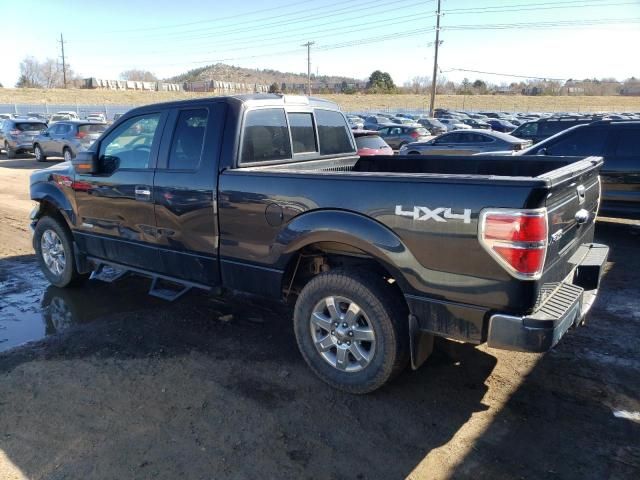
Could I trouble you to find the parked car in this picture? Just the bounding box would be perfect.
[363,115,393,130]
[86,113,106,123]
[461,118,492,130]
[347,115,364,130]
[486,119,517,133]
[112,113,124,122]
[377,125,431,149]
[33,120,108,162]
[55,111,79,120]
[389,117,420,127]
[416,117,447,136]
[439,118,472,131]
[521,120,639,219]
[399,129,531,156]
[49,114,74,124]
[353,130,393,156]
[511,116,604,144]
[0,119,48,158]
[29,94,608,393]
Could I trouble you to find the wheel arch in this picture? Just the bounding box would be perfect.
[276,210,414,296]
[31,183,76,229]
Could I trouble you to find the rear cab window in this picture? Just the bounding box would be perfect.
[239,107,354,165]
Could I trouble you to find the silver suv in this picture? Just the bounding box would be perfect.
[33,120,108,162]
[1,119,48,158]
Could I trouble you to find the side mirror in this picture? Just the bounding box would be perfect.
[41,130,49,136]
[72,151,98,174]
[537,147,548,156]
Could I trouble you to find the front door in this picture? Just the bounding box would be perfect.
[73,111,167,272]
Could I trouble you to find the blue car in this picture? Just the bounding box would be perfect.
[486,119,517,133]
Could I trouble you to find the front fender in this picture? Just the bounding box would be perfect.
[30,181,75,227]
[273,209,416,293]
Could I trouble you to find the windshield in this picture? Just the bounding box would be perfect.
[16,122,47,132]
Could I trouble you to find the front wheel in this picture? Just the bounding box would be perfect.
[63,148,73,162]
[5,142,15,159]
[293,269,409,394]
[34,216,87,288]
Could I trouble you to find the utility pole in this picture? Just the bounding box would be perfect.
[59,33,67,88]
[429,0,442,116]
[302,41,315,96]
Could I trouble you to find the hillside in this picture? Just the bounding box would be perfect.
[166,63,363,86]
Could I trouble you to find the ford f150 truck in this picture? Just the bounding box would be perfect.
[29,94,609,393]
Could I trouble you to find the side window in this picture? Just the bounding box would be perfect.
[168,109,208,170]
[54,124,67,134]
[519,122,538,136]
[241,108,291,163]
[614,129,640,157]
[315,109,355,155]
[546,128,608,156]
[98,113,161,172]
[288,112,317,154]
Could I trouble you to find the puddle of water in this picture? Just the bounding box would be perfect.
[0,260,163,353]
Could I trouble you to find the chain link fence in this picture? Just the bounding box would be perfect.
[0,103,134,119]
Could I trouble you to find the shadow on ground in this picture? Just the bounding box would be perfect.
[0,254,496,479]
[449,220,640,479]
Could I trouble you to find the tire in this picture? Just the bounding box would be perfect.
[63,148,73,162]
[34,216,87,288]
[293,269,409,394]
[34,144,46,162]
[5,142,15,159]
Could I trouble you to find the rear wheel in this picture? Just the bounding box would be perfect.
[34,144,46,162]
[63,148,73,162]
[5,142,15,159]
[293,269,409,394]
[34,216,87,288]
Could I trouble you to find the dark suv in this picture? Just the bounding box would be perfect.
[523,120,640,219]
[1,119,48,158]
[512,116,605,144]
[33,120,108,162]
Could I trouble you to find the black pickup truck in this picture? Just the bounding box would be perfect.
[29,94,609,393]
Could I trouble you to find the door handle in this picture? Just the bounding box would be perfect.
[135,186,151,200]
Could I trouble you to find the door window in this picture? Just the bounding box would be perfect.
[98,113,161,172]
[614,129,640,157]
[546,128,608,156]
[168,109,208,170]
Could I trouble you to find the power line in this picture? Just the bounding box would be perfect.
[444,0,633,13]
[442,68,567,81]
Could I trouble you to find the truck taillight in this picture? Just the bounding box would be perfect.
[410,131,419,139]
[479,209,548,279]
[76,131,86,139]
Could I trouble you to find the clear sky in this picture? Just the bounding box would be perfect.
[1,0,639,87]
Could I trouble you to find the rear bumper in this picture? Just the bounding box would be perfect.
[487,243,609,352]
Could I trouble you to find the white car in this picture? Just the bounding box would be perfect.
[55,111,79,120]
[438,118,472,131]
[87,113,106,123]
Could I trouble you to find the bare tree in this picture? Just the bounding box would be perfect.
[17,56,42,87]
[120,69,158,82]
[40,58,62,88]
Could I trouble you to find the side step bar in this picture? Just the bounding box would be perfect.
[86,257,211,302]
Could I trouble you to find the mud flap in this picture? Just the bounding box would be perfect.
[408,314,434,370]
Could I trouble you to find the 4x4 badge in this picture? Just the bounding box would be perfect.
[395,205,472,223]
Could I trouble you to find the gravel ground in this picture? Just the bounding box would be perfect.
[0,155,639,480]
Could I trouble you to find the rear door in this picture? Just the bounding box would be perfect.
[152,103,226,286]
[73,111,167,272]
[600,125,640,216]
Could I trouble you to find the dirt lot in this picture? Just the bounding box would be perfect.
[0,154,639,479]
[2,87,640,113]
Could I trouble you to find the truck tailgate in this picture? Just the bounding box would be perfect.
[539,156,603,285]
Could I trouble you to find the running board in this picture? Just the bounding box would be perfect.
[148,277,192,302]
[86,257,211,302]
[90,264,129,283]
